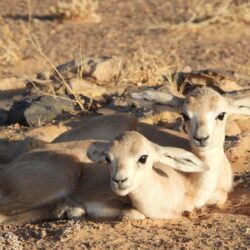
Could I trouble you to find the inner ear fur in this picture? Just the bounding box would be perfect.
[153,144,208,173]
[87,141,110,163]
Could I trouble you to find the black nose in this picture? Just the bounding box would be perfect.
[193,135,209,143]
[112,177,128,184]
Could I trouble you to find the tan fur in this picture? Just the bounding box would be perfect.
[185,87,223,111]
[0,142,133,224]
[94,131,206,219]
[41,140,107,163]
[0,131,206,224]
[180,87,234,208]
[132,86,250,208]
[52,111,190,149]
[53,113,137,143]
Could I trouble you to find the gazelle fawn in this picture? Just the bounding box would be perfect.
[132,86,250,209]
[0,132,207,224]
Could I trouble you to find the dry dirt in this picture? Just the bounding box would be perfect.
[0,0,249,249]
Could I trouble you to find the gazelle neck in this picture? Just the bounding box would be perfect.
[129,168,167,207]
[191,144,226,167]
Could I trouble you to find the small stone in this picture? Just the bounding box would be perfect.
[213,241,222,247]
[40,229,47,238]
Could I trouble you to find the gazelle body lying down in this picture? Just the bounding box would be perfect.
[53,115,190,150]
[0,132,207,224]
[53,86,250,209]
[53,113,138,143]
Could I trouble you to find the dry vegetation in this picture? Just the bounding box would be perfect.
[0,16,24,65]
[28,34,86,110]
[148,0,250,31]
[50,0,100,22]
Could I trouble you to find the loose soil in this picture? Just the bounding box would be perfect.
[0,0,249,249]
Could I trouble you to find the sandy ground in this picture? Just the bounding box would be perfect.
[0,0,249,249]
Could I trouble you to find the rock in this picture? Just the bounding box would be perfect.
[97,108,116,115]
[226,116,250,135]
[92,57,123,82]
[138,110,180,126]
[226,134,250,171]
[36,71,51,80]
[1,232,22,249]
[0,108,8,125]
[226,119,241,136]
[7,95,75,126]
[234,117,250,133]
[40,229,47,239]
[69,78,107,98]
[47,56,123,83]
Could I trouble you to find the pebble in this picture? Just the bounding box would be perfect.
[40,229,47,238]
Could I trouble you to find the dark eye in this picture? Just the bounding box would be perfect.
[105,155,111,163]
[181,113,190,122]
[138,155,148,164]
[216,112,226,121]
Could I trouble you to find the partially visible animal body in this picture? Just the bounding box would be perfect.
[0,137,137,224]
[0,132,207,224]
[53,113,138,143]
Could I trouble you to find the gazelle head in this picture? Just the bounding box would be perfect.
[89,131,207,196]
[132,86,250,152]
[182,87,229,149]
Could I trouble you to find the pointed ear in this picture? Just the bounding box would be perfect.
[87,141,110,163]
[223,90,250,115]
[131,89,185,112]
[154,144,208,172]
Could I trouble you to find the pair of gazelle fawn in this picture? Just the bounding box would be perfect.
[0,87,249,224]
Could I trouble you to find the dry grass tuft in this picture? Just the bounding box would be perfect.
[26,31,90,111]
[118,50,165,86]
[0,16,23,65]
[118,49,185,94]
[148,0,250,31]
[186,0,250,25]
[118,50,164,86]
[51,0,100,22]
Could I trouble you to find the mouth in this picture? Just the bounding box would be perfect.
[111,183,131,195]
[196,143,208,147]
[193,141,209,148]
[112,187,130,196]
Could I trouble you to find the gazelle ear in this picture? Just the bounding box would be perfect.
[223,89,250,115]
[131,89,185,112]
[153,144,208,173]
[87,141,110,163]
